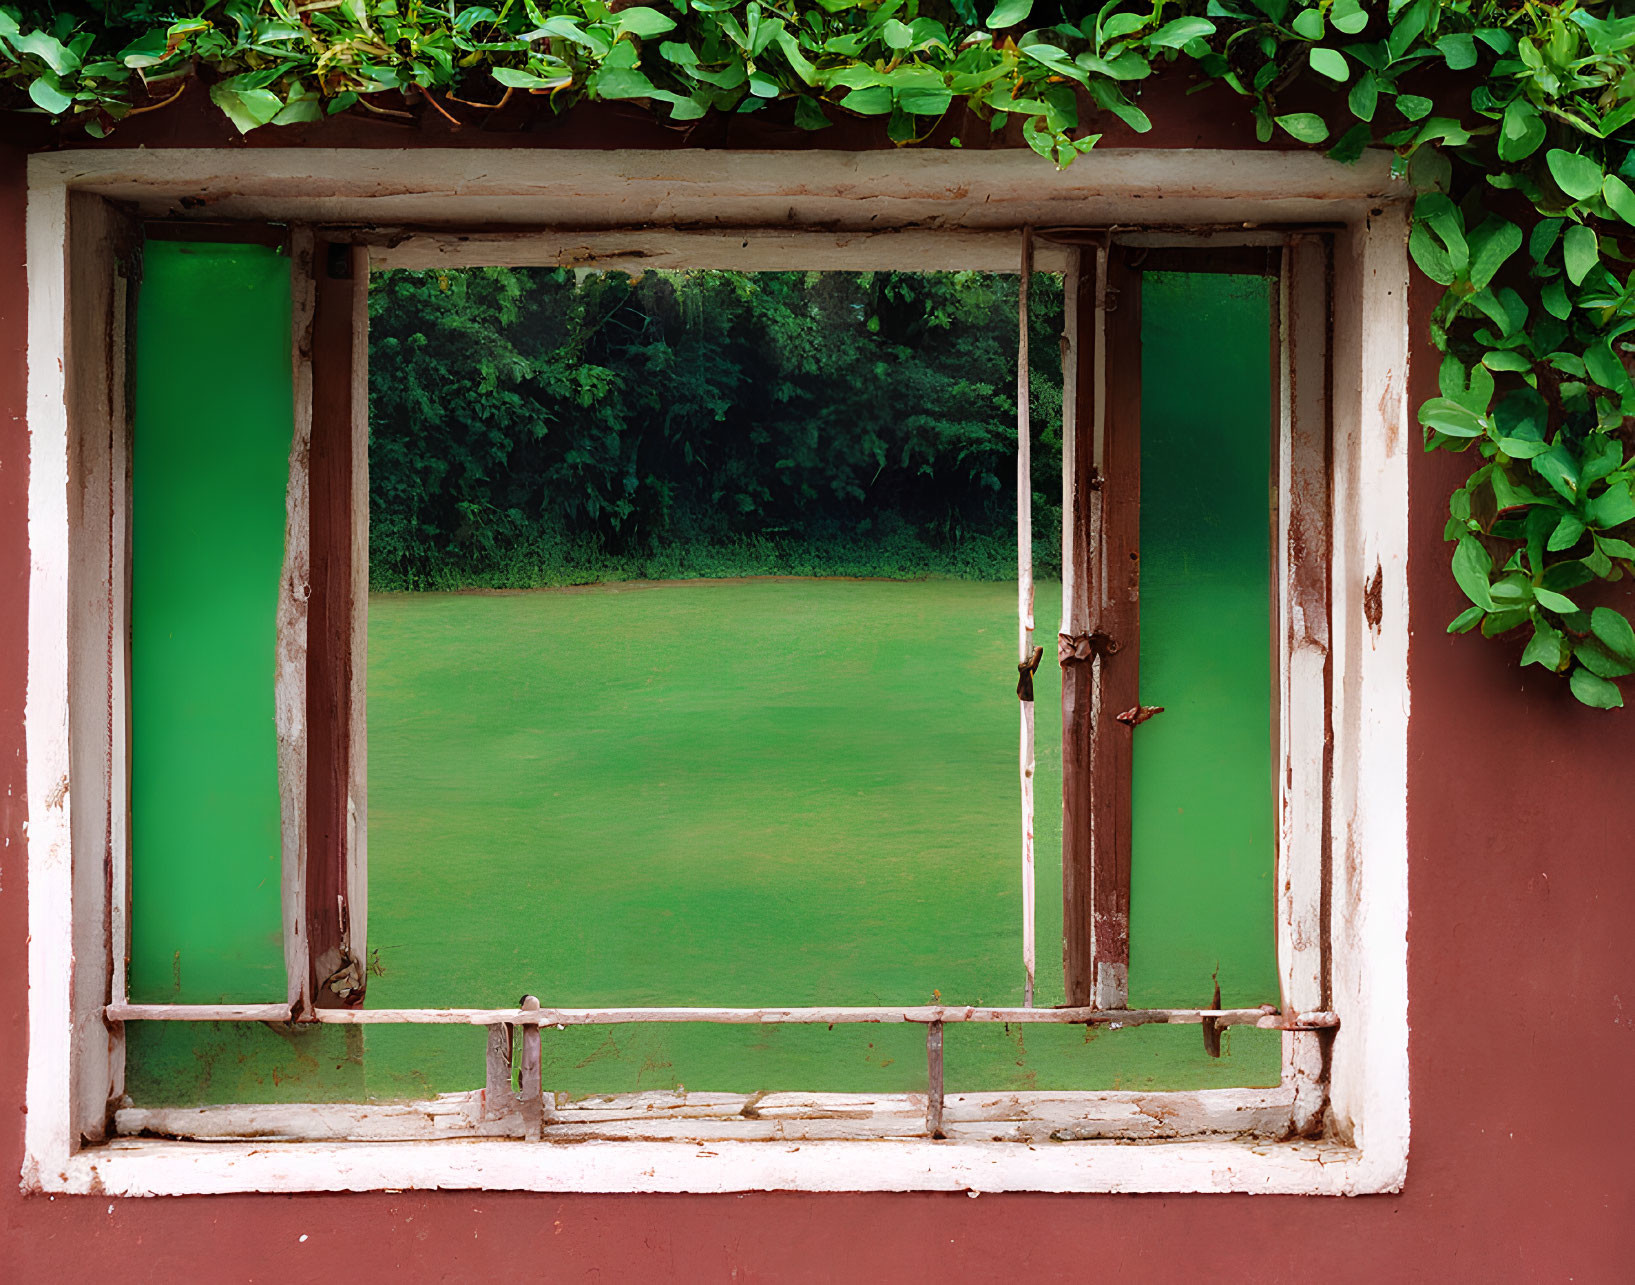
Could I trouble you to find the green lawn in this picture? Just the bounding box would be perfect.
[360,577,1279,1100]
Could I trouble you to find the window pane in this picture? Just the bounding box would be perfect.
[1130,270,1279,1078]
[129,240,291,1004]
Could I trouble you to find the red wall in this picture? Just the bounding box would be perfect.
[3,119,1634,1281]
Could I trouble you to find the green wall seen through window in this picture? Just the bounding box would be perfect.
[1130,270,1279,1014]
[129,239,292,1004]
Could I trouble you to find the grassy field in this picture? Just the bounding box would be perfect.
[359,577,1278,1101]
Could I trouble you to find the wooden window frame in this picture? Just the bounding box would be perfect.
[1058,237,1334,1131]
[23,148,1409,1196]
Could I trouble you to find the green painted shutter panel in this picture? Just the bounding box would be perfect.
[1130,271,1280,1017]
[129,240,292,1004]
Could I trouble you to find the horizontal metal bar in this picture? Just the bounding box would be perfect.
[106,1002,1338,1030]
[105,1003,297,1022]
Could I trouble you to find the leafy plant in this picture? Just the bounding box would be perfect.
[5,1,1635,704]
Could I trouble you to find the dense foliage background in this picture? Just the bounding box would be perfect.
[368,267,1064,588]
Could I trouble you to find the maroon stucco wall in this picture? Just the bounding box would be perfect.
[3,115,1633,1280]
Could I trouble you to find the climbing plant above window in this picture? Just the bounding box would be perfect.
[5,0,1635,706]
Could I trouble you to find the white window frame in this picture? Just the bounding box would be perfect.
[23,147,1410,1196]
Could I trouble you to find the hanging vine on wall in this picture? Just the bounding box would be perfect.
[5,0,1635,706]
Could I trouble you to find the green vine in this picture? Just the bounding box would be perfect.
[6,1,1635,705]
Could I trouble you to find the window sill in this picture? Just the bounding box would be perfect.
[44,1133,1397,1197]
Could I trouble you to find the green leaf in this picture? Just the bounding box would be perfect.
[1309,48,1348,81]
[1544,561,1597,594]
[1149,18,1217,49]
[1412,192,1468,280]
[1409,224,1456,283]
[614,7,677,38]
[1533,587,1581,614]
[1331,0,1369,35]
[1482,607,1529,637]
[492,66,571,89]
[1499,97,1545,161]
[1087,80,1152,133]
[1570,666,1624,708]
[1583,340,1630,396]
[7,29,73,74]
[1535,442,1582,503]
[771,31,815,86]
[1327,123,1371,164]
[899,86,952,116]
[1452,536,1495,609]
[1529,218,1563,263]
[1275,112,1327,143]
[1547,149,1604,201]
[882,19,914,51]
[1521,623,1566,669]
[1396,95,1433,122]
[1602,174,1635,226]
[1387,0,1431,59]
[1348,71,1378,122]
[842,85,893,115]
[1466,217,1522,291]
[1591,484,1635,529]
[1583,437,1625,488]
[593,66,657,100]
[272,88,322,127]
[1592,607,1635,664]
[209,82,283,133]
[1563,224,1599,285]
[1571,10,1635,55]
[1419,397,1485,437]
[793,96,831,131]
[1447,605,1486,633]
[1576,638,1635,679]
[1436,33,1477,70]
[27,77,73,116]
[1549,513,1588,551]
[987,0,1033,26]
[1291,9,1325,40]
[1022,43,1088,84]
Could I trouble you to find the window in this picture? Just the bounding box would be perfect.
[24,147,1410,1195]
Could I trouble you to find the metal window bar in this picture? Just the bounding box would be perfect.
[105,1002,1336,1141]
[104,1003,1339,1028]
[106,1002,1337,1142]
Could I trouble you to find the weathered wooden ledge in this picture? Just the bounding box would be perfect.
[115,1086,1300,1146]
[105,1002,1340,1031]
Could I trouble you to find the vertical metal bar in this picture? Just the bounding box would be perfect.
[484,1022,514,1122]
[1061,246,1100,1008]
[1017,227,1037,1009]
[1278,234,1334,1137]
[925,1020,945,1139]
[519,994,544,1141]
[280,225,315,1017]
[1064,242,1139,1011]
[306,239,367,1009]
[1086,247,1142,1011]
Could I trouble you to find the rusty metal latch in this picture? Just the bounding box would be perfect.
[1016,645,1045,701]
[1116,705,1164,727]
[1058,631,1119,665]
